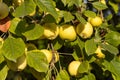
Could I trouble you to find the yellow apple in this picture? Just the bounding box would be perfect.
[95,46,105,58]
[76,22,93,39]
[29,10,36,16]
[13,0,24,7]
[40,49,53,63]
[59,24,77,41]
[68,61,81,76]
[0,2,9,20]
[101,0,106,4]
[6,53,27,71]
[42,23,59,40]
[88,16,102,27]
[0,37,4,49]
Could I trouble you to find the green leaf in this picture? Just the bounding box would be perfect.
[22,24,44,40]
[109,1,119,14]
[92,2,108,10]
[105,31,120,47]
[68,0,82,7]
[100,43,119,55]
[27,50,49,72]
[80,73,96,80]
[63,11,74,23]
[2,37,25,61]
[53,37,64,50]
[35,0,58,20]
[14,0,36,17]
[56,69,70,80]
[43,14,56,23]
[102,59,120,80]
[83,10,96,18]
[75,13,87,24]
[0,65,9,80]
[61,0,70,6]
[78,61,89,73]
[85,39,97,56]
[9,18,26,36]
[0,53,4,64]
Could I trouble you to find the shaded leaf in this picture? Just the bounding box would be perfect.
[63,11,74,23]
[75,13,87,24]
[9,18,26,36]
[100,43,119,55]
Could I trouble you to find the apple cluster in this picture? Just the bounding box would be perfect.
[40,16,102,42]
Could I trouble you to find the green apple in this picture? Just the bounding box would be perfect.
[0,2,9,20]
[76,22,93,39]
[59,24,77,41]
[68,61,81,76]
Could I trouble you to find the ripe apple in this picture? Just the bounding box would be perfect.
[76,22,93,39]
[101,0,106,4]
[6,53,27,71]
[42,23,59,40]
[95,46,105,58]
[13,0,24,7]
[40,49,53,63]
[88,16,102,27]
[59,24,77,41]
[68,61,81,76]
[0,2,9,20]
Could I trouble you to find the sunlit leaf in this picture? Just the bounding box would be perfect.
[22,24,44,40]
[14,0,36,17]
[2,37,25,61]
[85,39,97,55]
[35,0,58,20]
[27,50,49,72]
[0,65,9,80]
[84,10,96,18]
[92,2,108,10]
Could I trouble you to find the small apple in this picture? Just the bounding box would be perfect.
[0,37,4,49]
[6,53,27,71]
[88,16,102,27]
[13,0,24,7]
[59,24,77,41]
[68,61,81,76]
[42,23,59,40]
[76,22,93,39]
[95,46,105,58]
[40,49,53,63]
[0,2,9,20]
[101,0,106,5]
